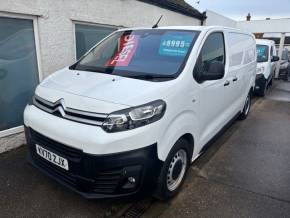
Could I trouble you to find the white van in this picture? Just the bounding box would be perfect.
[255,39,279,96]
[24,26,256,200]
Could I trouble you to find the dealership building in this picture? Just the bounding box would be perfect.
[0,0,205,152]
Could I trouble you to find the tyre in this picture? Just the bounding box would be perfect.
[154,138,191,200]
[238,91,251,120]
[259,81,267,97]
[269,78,273,87]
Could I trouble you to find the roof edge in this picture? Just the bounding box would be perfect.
[137,0,206,20]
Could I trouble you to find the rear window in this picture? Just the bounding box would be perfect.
[71,29,200,80]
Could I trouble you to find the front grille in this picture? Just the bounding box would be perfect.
[28,128,139,195]
[33,152,78,187]
[33,95,107,126]
[30,128,82,160]
[29,128,82,188]
[94,169,124,194]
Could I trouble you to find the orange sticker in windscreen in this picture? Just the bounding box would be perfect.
[106,35,139,67]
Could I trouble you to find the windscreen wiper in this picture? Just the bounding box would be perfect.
[128,74,176,80]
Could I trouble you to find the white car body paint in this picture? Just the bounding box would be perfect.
[256,39,277,80]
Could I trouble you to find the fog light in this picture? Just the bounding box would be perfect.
[121,166,142,190]
[128,177,136,183]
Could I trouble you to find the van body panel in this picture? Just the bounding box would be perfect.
[40,68,174,108]
[24,105,160,154]
[255,39,277,94]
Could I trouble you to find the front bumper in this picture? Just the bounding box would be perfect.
[25,127,162,199]
[255,74,267,92]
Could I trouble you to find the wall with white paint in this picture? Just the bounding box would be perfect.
[237,18,290,33]
[205,10,237,28]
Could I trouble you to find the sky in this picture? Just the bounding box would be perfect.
[185,0,290,21]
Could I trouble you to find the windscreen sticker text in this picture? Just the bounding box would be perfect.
[257,47,266,57]
[106,35,139,67]
[159,35,192,57]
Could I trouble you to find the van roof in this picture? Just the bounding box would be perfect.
[117,26,252,35]
[256,39,275,46]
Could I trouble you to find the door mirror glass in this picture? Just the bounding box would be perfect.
[271,55,279,62]
[193,32,225,83]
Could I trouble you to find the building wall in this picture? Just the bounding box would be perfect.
[0,0,201,153]
[205,10,237,28]
[237,18,290,33]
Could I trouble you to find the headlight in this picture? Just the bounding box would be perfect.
[102,100,166,133]
[256,66,265,74]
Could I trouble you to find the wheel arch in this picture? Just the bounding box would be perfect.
[157,111,198,162]
[178,133,194,160]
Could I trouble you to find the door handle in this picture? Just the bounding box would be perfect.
[224,80,230,86]
[233,76,238,82]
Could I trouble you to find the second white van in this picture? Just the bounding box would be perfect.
[255,39,279,96]
[24,26,256,200]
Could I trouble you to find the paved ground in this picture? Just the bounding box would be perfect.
[144,80,290,217]
[1,80,290,218]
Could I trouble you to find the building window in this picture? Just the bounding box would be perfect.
[75,23,117,59]
[0,16,39,134]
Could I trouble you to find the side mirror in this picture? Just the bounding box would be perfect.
[271,56,279,62]
[197,61,225,82]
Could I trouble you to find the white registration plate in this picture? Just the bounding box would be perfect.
[36,144,69,171]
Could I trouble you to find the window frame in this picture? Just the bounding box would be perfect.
[0,12,42,138]
[72,21,120,61]
[193,31,226,82]
[270,46,274,58]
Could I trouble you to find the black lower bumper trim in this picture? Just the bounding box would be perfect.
[255,74,267,93]
[25,127,162,199]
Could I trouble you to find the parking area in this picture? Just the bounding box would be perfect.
[1,80,290,218]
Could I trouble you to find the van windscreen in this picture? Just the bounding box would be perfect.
[256,44,269,63]
[71,29,200,81]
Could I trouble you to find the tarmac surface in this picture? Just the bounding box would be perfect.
[1,80,290,218]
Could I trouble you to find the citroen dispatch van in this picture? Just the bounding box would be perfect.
[255,39,279,96]
[24,26,256,200]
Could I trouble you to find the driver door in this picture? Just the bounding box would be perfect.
[194,31,230,147]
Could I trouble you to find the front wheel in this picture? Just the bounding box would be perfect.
[154,139,190,200]
[238,91,252,120]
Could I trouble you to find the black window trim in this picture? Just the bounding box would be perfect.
[193,31,226,83]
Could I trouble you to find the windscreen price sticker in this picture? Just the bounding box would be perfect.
[159,35,192,57]
[106,35,139,67]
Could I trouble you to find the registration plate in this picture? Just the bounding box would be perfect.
[36,144,69,171]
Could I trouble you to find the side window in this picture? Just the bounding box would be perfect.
[193,32,225,80]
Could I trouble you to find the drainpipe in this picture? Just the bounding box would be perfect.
[201,11,207,26]
[275,33,286,78]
